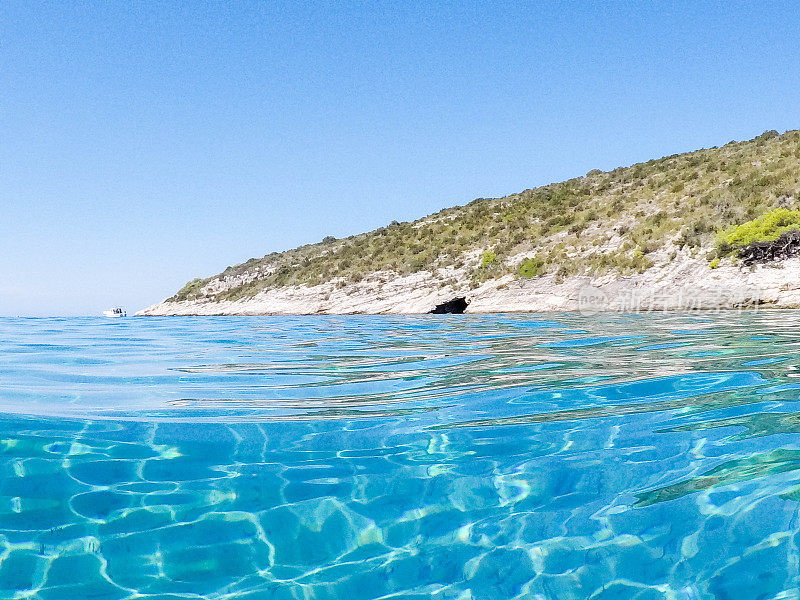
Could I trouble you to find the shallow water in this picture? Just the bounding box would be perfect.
[1,312,800,599]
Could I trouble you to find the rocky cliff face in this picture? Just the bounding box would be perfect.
[137,254,800,315]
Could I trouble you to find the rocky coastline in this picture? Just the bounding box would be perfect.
[137,255,800,316]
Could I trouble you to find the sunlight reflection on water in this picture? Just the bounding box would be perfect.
[1,312,800,598]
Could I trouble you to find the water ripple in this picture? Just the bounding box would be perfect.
[1,313,800,598]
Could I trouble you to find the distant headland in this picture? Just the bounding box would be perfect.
[139,130,800,315]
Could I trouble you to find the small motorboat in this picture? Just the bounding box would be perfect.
[102,307,127,318]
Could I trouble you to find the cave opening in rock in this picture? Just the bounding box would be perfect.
[429,297,468,314]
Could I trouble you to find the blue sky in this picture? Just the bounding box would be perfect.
[2,1,799,316]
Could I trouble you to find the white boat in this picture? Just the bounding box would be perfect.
[102,307,127,318]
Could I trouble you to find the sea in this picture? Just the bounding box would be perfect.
[1,312,799,599]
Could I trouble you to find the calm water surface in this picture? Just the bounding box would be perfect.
[1,313,800,599]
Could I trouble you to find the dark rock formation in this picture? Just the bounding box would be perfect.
[429,297,468,314]
[739,230,800,265]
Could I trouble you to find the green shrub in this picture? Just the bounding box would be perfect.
[716,208,800,251]
[709,258,720,269]
[518,256,545,278]
[756,130,780,141]
[480,249,496,267]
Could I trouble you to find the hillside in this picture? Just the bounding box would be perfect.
[140,130,800,315]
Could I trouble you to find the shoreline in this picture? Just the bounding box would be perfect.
[137,255,800,316]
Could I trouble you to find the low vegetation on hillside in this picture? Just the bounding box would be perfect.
[172,129,800,302]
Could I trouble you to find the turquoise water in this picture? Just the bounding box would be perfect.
[2,313,800,598]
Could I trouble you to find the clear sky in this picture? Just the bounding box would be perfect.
[2,2,799,316]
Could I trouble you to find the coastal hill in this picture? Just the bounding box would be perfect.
[140,130,800,315]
